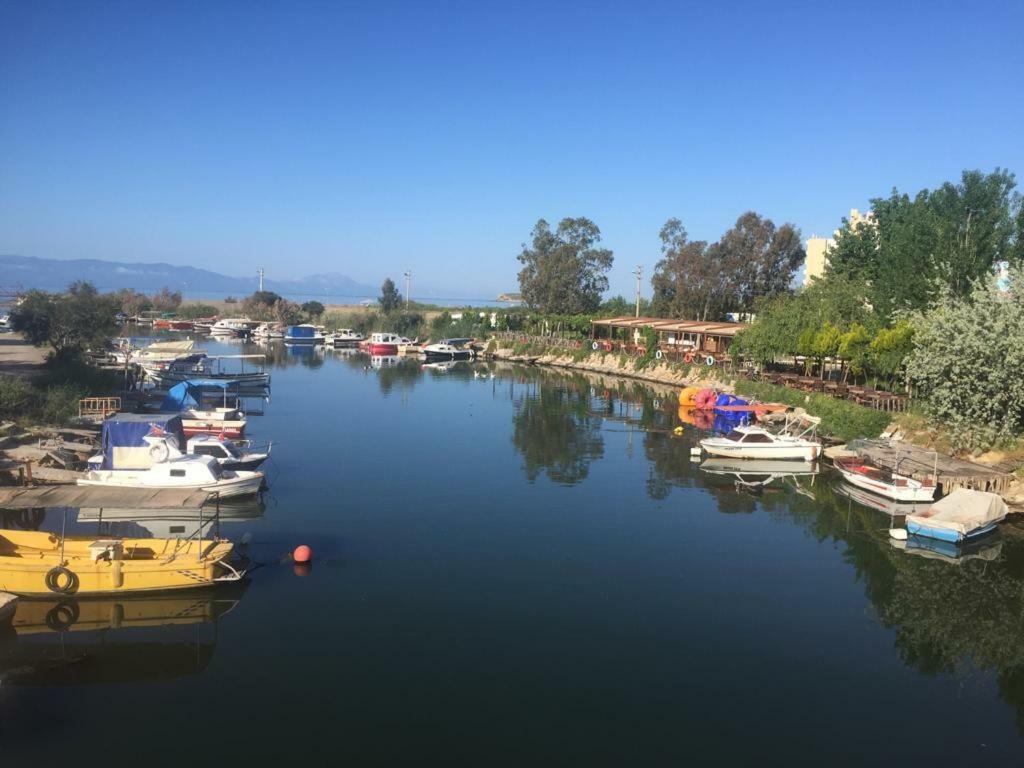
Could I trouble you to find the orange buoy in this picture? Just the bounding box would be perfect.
[293,545,313,564]
[678,385,701,407]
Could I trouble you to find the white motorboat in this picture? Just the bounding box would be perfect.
[326,328,364,346]
[833,456,935,503]
[142,354,270,387]
[88,432,269,472]
[209,318,257,337]
[422,338,475,361]
[185,434,270,471]
[397,337,423,354]
[699,420,822,461]
[252,323,285,340]
[78,455,264,499]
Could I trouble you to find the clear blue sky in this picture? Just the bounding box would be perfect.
[2,0,1022,299]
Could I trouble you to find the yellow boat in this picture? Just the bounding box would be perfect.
[0,529,243,597]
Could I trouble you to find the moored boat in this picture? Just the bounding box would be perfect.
[78,454,263,498]
[326,328,364,346]
[283,324,325,345]
[0,529,242,596]
[833,456,935,502]
[209,318,257,337]
[179,407,247,438]
[902,488,1008,543]
[142,355,270,387]
[699,420,822,461]
[423,338,474,361]
[361,332,403,355]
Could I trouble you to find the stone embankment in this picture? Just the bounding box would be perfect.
[488,345,732,391]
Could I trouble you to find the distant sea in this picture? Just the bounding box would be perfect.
[183,291,516,309]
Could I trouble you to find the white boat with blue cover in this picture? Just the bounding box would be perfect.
[903,488,1008,543]
[284,324,325,345]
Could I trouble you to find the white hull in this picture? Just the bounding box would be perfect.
[835,466,934,503]
[700,441,821,461]
[77,472,263,499]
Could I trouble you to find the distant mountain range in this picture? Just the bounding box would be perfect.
[0,255,377,299]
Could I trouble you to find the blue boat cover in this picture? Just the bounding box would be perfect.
[101,413,185,469]
[286,325,316,338]
[714,393,749,408]
[160,382,201,411]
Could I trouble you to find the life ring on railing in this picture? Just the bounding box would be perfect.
[705,355,715,366]
[592,341,600,351]
[149,441,170,463]
[603,342,613,352]
[655,350,663,360]
[683,353,694,364]
[45,566,79,595]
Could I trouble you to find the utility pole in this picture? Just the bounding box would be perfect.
[404,270,411,308]
[634,265,643,317]
[258,267,264,293]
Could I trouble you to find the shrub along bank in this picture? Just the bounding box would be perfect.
[733,380,891,442]
[0,361,122,427]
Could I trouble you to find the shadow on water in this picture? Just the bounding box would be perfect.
[503,365,1024,734]
[5,345,1024,758]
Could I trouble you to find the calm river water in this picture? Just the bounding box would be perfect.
[2,338,1024,764]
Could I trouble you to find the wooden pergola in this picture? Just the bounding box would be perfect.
[590,316,748,358]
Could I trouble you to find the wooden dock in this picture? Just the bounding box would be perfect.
[849,438,1013,495]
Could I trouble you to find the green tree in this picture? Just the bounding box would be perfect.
[828,169,1021,320]
[905,269,1024,450]
[650,218,719,319]
[715,211,805,313]
[11,281,118,360]
[837,323,872,382]
[301,300,325,319]
[517,217,613,314]
[379,278,402,313]
[869,321,914,389]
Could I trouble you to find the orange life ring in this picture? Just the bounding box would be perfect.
[603,342,613,352]
[683,353,694,364]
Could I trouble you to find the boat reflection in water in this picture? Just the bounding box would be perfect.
[890,532,1003,565]
[0,585,247,686]
[698,458,819,495]
[834,480,932,517]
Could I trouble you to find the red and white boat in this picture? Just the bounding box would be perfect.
[833,456,935,503]
[153,318,195,331]
[360,332,403,355]
[180,407,247,439]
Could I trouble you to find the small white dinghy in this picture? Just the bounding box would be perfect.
[0,591,17,623]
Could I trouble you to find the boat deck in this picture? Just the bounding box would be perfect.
[848,439,1013,495]
[0,486,213,511]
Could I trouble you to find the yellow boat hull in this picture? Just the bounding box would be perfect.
[0,529,237,597]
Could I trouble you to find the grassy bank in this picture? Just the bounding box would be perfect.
[0,360,122,427]
[734,380,891,442]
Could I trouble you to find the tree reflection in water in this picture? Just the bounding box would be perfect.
[757,479,1024,732]
[512,373,604,485]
